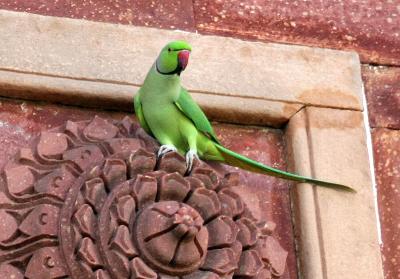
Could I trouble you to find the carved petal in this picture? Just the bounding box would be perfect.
[107,138,142,154]
[63,146,104,171]
[202,248,237,275]
[109,250,130,277]
[102,159,127,191]
[192,168,220,190]
[187,188,221,222]
[236,218,259,248]
[185,177,205,191]
[19,204,59,237]
[78,237,103,269]
[218,188,244,218]
[158,152,187,175]
[130,257,157,279]
[128,149,157,177]
[110,225,138,258]
[257,236,288,277]
[5,166,35,196]
[115,195,136,225]
[0,264,24,279]
[0,210,18,242]
[35,165,77,199]
[132,175,158,209]
[231,240,243,263]
[37,132,68,160]
[83,116,119,141]
[25,247,68,279]
[234,249,263,277]
[173,232,204,267]
[73,204,96,238]
[83,178,107,213]
[159,173,190,201]
[206,215,239,248]
[144,225,179,265]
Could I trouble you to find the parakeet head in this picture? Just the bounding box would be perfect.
[156,41,192,76]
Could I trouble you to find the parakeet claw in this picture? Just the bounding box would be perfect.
[185,149,199,173]
[158,144,178,158]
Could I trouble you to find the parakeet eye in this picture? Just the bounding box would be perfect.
[168,48,172,52]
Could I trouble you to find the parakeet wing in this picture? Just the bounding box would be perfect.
[134,91,153,136]
[175,88,220,144]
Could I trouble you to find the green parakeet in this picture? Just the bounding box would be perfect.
[134,41,355,192]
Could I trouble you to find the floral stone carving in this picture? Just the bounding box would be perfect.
[0,116,288,278]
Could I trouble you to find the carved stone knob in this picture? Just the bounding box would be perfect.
[135,201,208,275]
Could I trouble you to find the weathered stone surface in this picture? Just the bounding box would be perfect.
[214,124,297,278]
[0,70,302,127]
[0,10,363,117]
[372,128,400,279]
[286,107,383,279]
[0,0,195,31]
[0,99,295,278]
[363,65,400,129]
[193,0,400,65]
[0,98,126,171]
[193,92,303,127]
[1,0,398,65]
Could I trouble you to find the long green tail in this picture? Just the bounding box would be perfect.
[214,144,355,192]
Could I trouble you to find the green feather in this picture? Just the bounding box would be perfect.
[214,144,356,192]
[175,88,220,144]
[134,91,153,136]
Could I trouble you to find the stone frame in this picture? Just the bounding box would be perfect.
[0,10,383,279]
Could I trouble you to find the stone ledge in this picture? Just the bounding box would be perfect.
[0,10,363,127]
[0,69,303,126]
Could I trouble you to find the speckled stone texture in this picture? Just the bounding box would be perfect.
[373,128,400,279]
[213,124,297,278]
[0,0,195,31]
[0,98,126,171]
[362,65,400,279]
[363,65,400,129]
[0,0,397,65]
[192,0,399,65]
[0,97,297,278]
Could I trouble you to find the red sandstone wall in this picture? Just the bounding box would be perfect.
[0,1,399,278]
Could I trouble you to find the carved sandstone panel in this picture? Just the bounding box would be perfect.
[0,115,289,278]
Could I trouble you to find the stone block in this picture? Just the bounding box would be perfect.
[363,65,400,129]
[372,128,400,279]
[286,107,384,279]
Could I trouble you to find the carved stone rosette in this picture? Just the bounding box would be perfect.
[0,116,288,278]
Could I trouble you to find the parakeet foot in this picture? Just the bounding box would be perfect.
[158,144,178,158]
[185,149,199,173]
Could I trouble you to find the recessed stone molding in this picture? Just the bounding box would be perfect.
[286,107,383,279]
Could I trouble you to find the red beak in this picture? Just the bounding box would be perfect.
[178,50,190,71]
